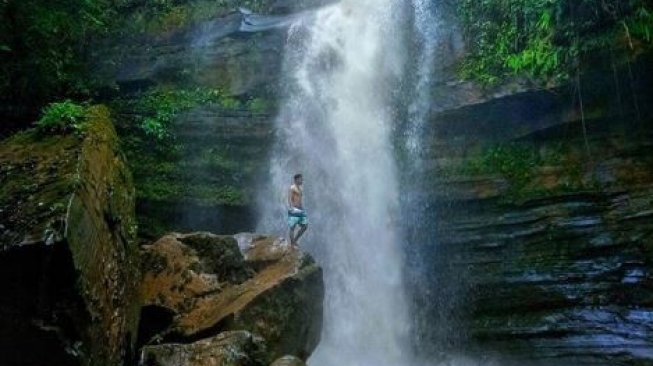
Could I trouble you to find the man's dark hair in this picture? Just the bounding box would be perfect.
[293,173,302,181]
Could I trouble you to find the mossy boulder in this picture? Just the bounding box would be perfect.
[0,106,140,366]
[139,233,323,363]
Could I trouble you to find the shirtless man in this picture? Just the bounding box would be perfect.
[288,173,308,246]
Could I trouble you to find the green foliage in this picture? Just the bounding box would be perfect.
[220,96,241,110]
[0,0,253,111]
[246,98,272,114]
[460,143,590,201]
[464,144,546,186]
[115,88,243,141]
[457,0,653,84]
[0,0,119,106]
[36,101,88,134]
[115,0,272,36]
[626,6,653,43]
[124,0,232,35]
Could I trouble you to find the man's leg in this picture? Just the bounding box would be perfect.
[289,224,298,245]
[294,224,308,244]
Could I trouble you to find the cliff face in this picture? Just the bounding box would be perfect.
[0,106,141,366]
[408,54,653,365]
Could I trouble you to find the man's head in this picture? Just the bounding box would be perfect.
[293,173,303,185]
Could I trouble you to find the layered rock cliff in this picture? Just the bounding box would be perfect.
[408,54,653,365]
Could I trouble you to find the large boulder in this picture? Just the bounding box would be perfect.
[140,331,268,366]
[139,233,323,363]
[0,106,141,366]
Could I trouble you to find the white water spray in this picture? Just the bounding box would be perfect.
[406,0,440,160]
[257,1,411,365]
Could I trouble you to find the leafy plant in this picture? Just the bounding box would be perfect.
[457,0,653,85]
[114,87,248,142]
[0,0,118,107]
[36,101,88,134]
[246,98,271,114]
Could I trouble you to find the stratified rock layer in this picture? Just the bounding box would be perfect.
[0,106,140,366]
[411,80,653,365]
[140,233,323,363]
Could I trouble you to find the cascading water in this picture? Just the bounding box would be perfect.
[257,1,412,365]
[405,0,440,160]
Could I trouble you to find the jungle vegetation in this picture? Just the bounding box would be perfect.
[1,0,651,128]
[457,0,653,85]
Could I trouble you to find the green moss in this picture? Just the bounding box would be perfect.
[1,105,141,365]
[116,0,273,37]
[112,87,241,141]
[453,142,595,203]
[1,127,80,248]
[245,97,273,114]
[188,185,247,206]
[111,87,270,145]
[136,179,247,206]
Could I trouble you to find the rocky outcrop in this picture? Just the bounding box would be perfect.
[139,232,323,364]
[140,331,268,366]
[0,106,140,366]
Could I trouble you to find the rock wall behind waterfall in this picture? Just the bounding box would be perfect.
[409,53,653,365]
[92,4,290,237]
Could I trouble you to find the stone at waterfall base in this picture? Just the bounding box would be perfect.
[140,331,267,366]
[138,233,324,363]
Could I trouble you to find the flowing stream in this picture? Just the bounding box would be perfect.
[258,1,437,365]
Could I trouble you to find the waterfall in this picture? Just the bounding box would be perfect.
[406,0,439,159]
[257,1,412,365]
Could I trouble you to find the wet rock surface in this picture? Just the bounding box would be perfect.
[0,106,140,366]
[140,331,267,366]
[139,232,323,363]
[93,9,286,97]
[412,118,653,364]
